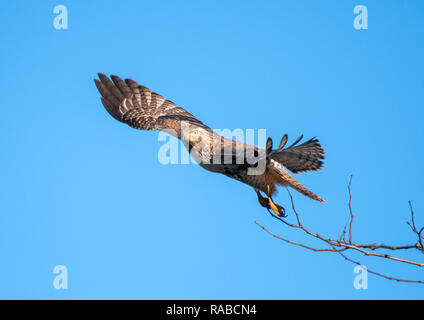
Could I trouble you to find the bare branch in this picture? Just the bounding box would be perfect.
[255,221,345,253]
[328,242,424,284]
[255,175,424,284]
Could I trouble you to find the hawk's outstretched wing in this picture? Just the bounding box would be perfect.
[94,73,209,135]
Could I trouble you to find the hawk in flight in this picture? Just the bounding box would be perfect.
[94,74,325,216]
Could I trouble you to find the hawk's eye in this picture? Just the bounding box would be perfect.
[192,130,199,135]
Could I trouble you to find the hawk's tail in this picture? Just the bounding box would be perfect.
[269,136,325,173]
[270,159,325,203]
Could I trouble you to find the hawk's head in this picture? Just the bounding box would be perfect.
[184,127,205,145]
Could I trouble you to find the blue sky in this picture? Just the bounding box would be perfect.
[1,0,423,299]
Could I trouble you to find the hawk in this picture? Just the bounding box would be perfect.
[94,73,325,216]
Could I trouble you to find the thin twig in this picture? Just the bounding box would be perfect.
[347,175,354,244]
[407,201,424,253]
[255,221,344,252]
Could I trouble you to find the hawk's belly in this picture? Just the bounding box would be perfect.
[200,163,279,194]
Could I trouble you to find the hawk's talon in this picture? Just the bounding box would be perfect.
[268,196,287,217]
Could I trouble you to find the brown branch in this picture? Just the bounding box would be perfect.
[341,242,419,251]
[255,221,346,253]
[328,242,424,284]
[334,242,424,267]
[256,175,424,284]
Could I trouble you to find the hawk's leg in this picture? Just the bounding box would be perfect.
[268,196,286,217]
[255,189,286,217]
